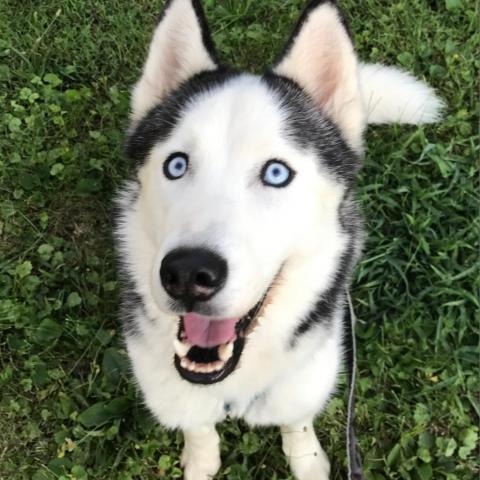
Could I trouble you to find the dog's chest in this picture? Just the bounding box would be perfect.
[223,390,267,419]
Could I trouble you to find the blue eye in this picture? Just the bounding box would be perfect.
[261,160,295,188]
[164,153,189,180]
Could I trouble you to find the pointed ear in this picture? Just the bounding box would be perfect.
[273,1,365,152]
[131,0,218,122]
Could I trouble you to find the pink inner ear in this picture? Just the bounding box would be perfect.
[301,18,349,111]
[162,41,183,94]
[275,8,354,111]
[314,53,342,111]
[273,3,364,150]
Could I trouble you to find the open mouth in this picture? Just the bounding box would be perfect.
[173,300,265,385]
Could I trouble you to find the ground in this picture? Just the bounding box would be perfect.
[0,0,478,479]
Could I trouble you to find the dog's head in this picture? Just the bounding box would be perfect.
[119,0,440,385]
[121,0,363,384]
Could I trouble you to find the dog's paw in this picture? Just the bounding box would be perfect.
[288,447,330,480]
[181,444,221,480]
[281,422,330,480]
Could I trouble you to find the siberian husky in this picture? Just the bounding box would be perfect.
[115,1,442,478]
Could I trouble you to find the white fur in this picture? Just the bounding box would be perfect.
[121,75,347,428]
[137,76,347,321]
[117,2,443,479]
[282,420,331,480]
[120,74,347,480]
[360,63,444,124]
[181,427,221,479]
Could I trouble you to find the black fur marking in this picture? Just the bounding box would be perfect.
[112,181,147,338]
[114,183,153,338]
[339,189,363,238]
[190,0,220,64]
[290,191,362,344]
[160,0,219,65]
[291,246,353,344]
[113,180,140,215]
[262,73,360,185]
[118,276,147,338]
[272,0,352,69]
[124,68,239,166]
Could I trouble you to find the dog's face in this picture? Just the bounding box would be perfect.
[133,75,354,318]
[122,0,364,384]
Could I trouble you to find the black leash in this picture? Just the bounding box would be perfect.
[344,292,365,480]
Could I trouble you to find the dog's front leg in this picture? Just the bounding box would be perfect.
[181,426,221,480]
[281,419,330,480]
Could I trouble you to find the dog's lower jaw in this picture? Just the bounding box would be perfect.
[181,427,221,480]
[281,419,331,480]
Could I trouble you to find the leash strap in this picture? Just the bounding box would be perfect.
[345,291,365,480]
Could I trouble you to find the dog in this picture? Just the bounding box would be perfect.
[115,1,442,478]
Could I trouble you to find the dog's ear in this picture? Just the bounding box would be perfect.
[131,0,218,122]
[273,1,364,152]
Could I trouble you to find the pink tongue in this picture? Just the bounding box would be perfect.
[183,313,238,348]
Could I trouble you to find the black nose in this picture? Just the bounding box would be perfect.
[160,248,228,304]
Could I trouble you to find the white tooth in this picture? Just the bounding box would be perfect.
[192,363,204,373]
[218,342,234,362]
[211,360,225,372]
[181,358,197,372]
[174,339,191,358]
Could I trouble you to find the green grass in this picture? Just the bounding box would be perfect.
[0,0,478,479]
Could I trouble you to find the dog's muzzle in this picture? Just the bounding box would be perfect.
[160,247,275,385]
